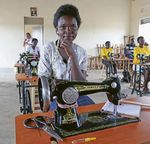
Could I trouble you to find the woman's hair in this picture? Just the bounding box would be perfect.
[32,38,38,42]
[137,36,144,43]
[53,4,81,28]
[105,41,110,45]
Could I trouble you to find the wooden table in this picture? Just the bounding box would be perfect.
[15,73,38,83]
[15,97,150,144]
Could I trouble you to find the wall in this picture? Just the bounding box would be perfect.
[130,0,150,39]
[0,0,131,68]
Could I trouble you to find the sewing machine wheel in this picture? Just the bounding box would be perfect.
[62,87,79,105]
[30,60,38,67]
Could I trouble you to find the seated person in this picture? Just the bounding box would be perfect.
[26,38,40,58]
[124,38,136,71]
[124,38,135,59]
[100,41,117,75]
[133,36,150,93]
[38,4,94,112]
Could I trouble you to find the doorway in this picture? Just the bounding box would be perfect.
[24,17,44,49]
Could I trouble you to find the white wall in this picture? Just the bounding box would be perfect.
[0,0,131,68]
[130,0,150,39]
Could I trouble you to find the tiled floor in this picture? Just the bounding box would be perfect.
[0,68,149,144]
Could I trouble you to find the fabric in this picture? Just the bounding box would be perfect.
[133,45,150,64]
[26,46,40,56]
[38,41,87,79]
[100,47,113,60]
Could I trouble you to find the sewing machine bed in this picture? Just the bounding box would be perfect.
[55,110,140,138]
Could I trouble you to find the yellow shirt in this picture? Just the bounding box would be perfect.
[100,47,113,60]
[133,46,150,64]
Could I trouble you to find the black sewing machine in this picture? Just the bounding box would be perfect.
[38,76,122,128]
[136,54,150,63]
[37,76,140,142]
[17,52,39,76]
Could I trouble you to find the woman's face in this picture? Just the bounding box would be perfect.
[56,16,78,42]
[26,33,31,39]
[105,42,111,48]
[138,37,145,45]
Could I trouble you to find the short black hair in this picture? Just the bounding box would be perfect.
[137,36,144,43]
[105,41,110,45]
[32,38,38,42]
[53,4,81,28]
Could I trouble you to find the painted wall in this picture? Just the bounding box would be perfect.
[0,0,131,68]
[130,0,150,40]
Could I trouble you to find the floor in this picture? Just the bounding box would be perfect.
[0,68,149,144]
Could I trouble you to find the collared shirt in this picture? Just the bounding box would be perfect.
[133,45,150,64]
[100,47,113,60]
[38,41,87,80]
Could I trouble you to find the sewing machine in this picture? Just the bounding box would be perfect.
[38,76,122,128]
[17,52,39,76]
[36,76,140,142]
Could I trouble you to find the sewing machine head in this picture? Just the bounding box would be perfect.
[51,76,121,105]
[17,52,39,76]
[137,54,150,62]
[38,76,122,130]
[108,52,120,60]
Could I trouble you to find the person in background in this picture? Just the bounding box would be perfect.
[23,32,32,51]
[124,38,135,60]
[26,38,40,58]
[100,41,117,76]
[124,38,136,71]
[38,4,94,112]
[133,36,150,93]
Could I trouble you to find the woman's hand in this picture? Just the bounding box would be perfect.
[60,40,76,59]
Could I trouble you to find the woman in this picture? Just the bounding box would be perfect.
[101,41,117,76]
[26,38,40,58]
[38,4,94,112]
[23,32,32,51]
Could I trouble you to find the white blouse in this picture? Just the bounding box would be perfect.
[38,41,87,80]
[26,46,40,56]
